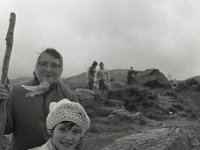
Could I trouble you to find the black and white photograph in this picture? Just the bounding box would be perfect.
[1,0,200,150]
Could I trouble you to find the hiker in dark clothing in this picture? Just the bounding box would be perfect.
[127,66,136,85]
[86,61,98,90]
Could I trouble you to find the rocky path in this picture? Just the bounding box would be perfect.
[82,117,200,150]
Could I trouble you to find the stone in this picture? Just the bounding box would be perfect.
[101,127,200,150]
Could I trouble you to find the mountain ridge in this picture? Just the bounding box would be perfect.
[10,68,200,86]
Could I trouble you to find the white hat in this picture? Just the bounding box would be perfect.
[46,99,90,134]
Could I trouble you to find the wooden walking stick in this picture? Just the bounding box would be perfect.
[0,12,16,149]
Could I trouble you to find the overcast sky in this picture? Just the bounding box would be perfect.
[0,0,200,80]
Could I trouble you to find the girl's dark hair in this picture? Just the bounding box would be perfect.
[46,121,76,136]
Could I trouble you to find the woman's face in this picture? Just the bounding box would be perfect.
[52,122,82,150]
[35,53,61,84]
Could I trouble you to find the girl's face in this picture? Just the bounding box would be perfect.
[52,122,82,150]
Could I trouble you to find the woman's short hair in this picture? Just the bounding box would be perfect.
[38,48,62,62]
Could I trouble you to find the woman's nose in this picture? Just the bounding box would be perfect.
[45,65,52,71]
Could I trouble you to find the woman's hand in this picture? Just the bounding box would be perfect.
[0,84,9,100]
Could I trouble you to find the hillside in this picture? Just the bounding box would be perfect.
[73,69,200,150]
[62,69,129,88]
[8,68,200,150]
[11,69,199,87]
[62,68,171,89]
[10,69,130,87]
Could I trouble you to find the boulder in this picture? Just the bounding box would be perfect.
[75,88,99,117]
[101,127,200,150]
[75,88,96,101]
[136,69,171,89]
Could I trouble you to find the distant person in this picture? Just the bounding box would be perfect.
[0,48,78,150]
[171,79,178,90]
[28,99,90,150]
[86,61,98,90]
[95,62,111,103]
[127,66,136,85]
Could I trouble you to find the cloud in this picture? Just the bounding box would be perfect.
[0,0,200,80]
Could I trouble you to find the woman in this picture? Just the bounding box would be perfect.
[0,48,78,150]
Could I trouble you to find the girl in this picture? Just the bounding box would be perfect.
[29,99,90,150]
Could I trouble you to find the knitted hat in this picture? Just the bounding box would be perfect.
[46,99,90,134]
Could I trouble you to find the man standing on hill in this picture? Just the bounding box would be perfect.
[95,62,111,103]
[127,66,136,85]
[86,61,98,90]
